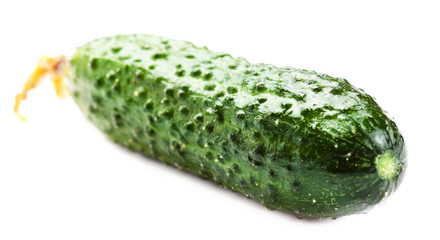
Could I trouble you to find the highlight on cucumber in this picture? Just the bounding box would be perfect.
[15,34,407,219]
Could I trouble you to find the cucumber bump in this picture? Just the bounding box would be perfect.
[15,34,407,219]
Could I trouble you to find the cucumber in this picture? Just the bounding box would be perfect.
[35,34,408,218]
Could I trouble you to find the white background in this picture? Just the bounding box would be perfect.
[1,0,439,239]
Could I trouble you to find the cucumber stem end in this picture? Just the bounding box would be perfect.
[375,150,402,181]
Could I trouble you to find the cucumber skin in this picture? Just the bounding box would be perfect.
[68,34,406,218]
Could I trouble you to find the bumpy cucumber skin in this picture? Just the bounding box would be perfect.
[68,34,406,218]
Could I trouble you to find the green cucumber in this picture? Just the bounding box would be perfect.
[67,34,406,218]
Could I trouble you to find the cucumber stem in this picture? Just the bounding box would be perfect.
[14,56,68,121]
[375,150,401,181]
